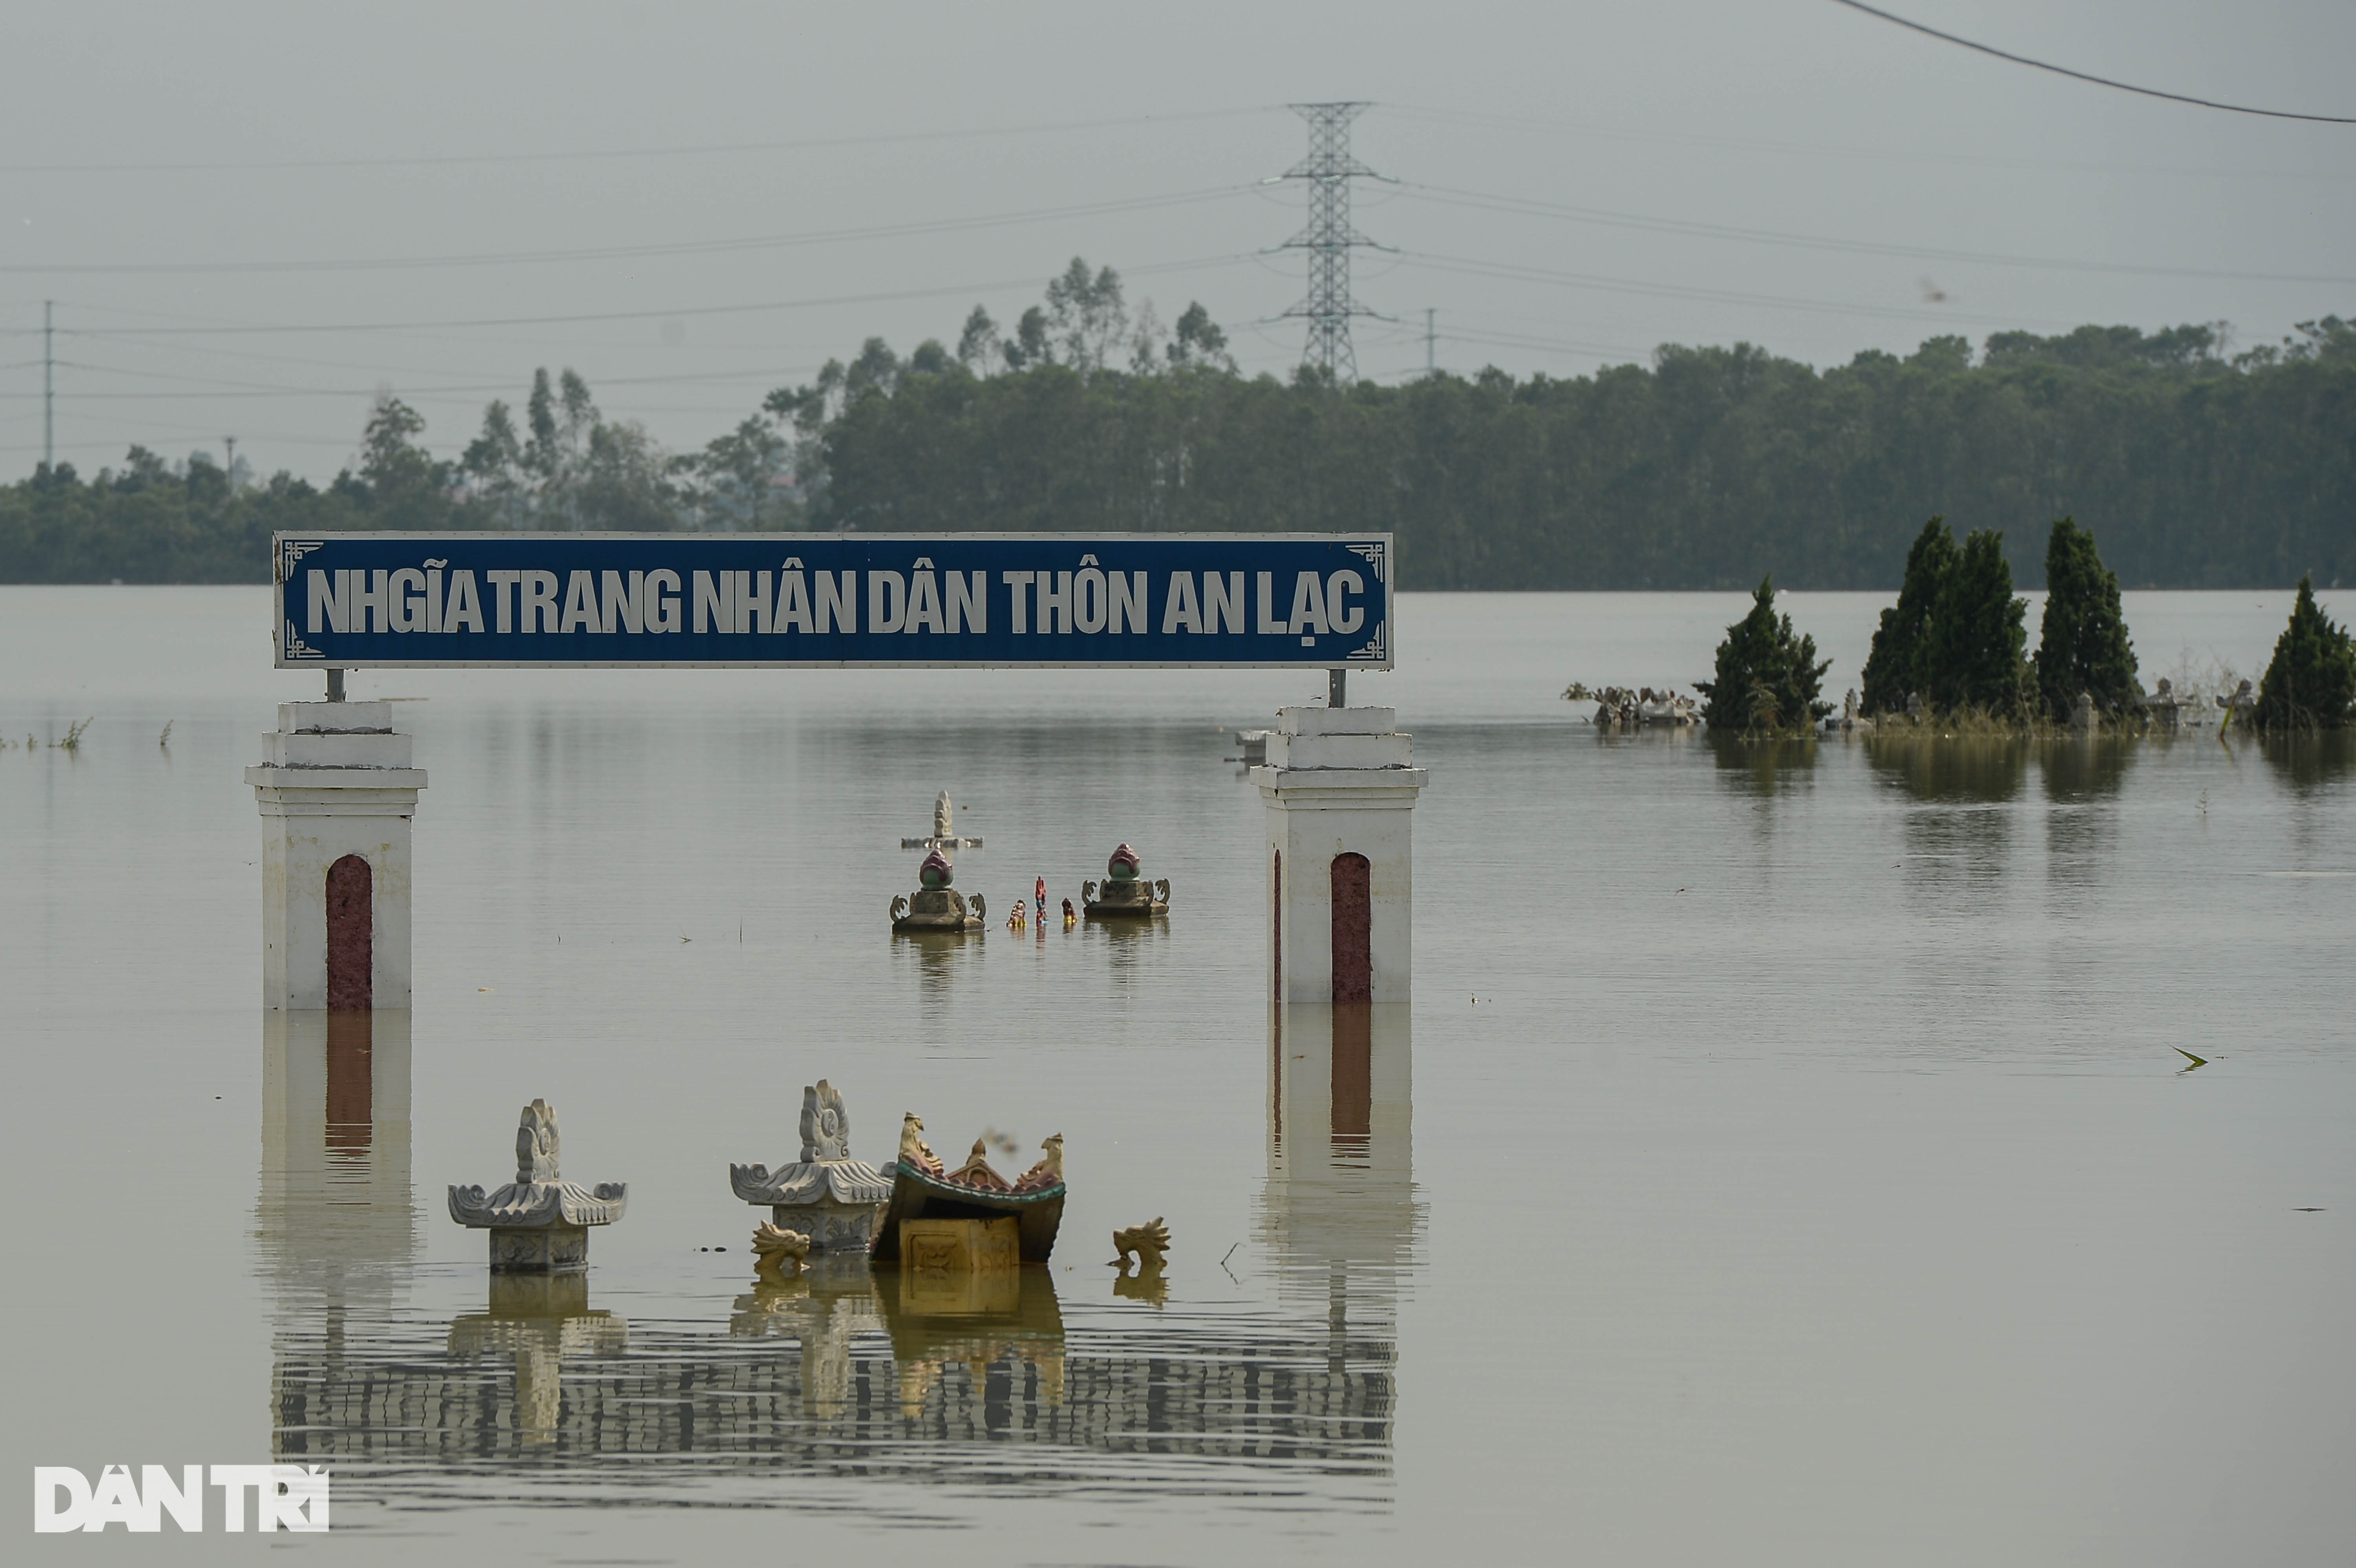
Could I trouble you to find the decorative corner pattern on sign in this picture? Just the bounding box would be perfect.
[276,538,325,585]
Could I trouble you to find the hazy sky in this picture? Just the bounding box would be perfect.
[3,0,2350,482]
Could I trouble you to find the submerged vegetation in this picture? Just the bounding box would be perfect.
[2254,576,2356,730]
[0,268,2349,588]
[1696,577,1831,733]
[1640,517,2343,739]
[2032,518,2140,722]
[1858,519,2034,719]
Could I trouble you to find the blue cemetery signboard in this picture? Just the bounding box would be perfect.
[273,532,1393,669]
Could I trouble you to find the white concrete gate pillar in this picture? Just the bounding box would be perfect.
[1253,705,1426,1006]
[247,701,427,1011]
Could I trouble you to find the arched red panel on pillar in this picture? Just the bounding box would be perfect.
[1271,850,1284,1001]
[1330,852,1371,1003]
[326,853,374,1012]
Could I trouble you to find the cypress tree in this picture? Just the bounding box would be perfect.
[2255,575,2356,729]
[1697,576,1832,732]
[1923,528,2030,716]
[2032,517,2139,720]
[1859,518,1955,715]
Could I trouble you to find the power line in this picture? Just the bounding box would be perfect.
[1826,0,2356,124]
[1399,182,2356,286]
[24,254,1258,338]
[0,107,1279,175]
[1398,250,2083,330]
[1386,102,2356,182]
[0,187,1254,277]
[1273,103,1388,380]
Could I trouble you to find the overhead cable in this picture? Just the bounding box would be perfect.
[1399,182,2356,285]
[0,107,1278,175]
[1398,251,2079,329]
[0,188,1252,276]
[41,254,1259,337]
[1826,0,2355,124]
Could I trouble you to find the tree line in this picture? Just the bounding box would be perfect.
[1,256,2348,589]
[1699,517,2355,732]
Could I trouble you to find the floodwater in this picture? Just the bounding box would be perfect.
[3,586,2351,1566]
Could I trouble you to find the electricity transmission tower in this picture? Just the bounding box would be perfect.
[1274,102,1388,381]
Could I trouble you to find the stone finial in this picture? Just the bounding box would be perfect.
[730,1078,892,1252]
[516,1098,560,1184]
[799,1080,851,1164]
[450,1098,627,1271]
[934,791,953,839]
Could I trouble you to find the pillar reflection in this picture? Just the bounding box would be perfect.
[260,1010,418,1465]
[259,1010,416,1298]
[447,1274,626,1448]
[1260,1000,1419,1401]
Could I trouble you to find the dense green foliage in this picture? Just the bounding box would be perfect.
[1857,518,2031,716]
[2032,518,2139,719]
[0,449,366,583]
[1695,576,1832,732]
[3,270,2350,588]
[2255,575,2356,730]
[1922,529,2032,717]
[1858,518,1957,714]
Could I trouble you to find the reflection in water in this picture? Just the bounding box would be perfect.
[876,1262,1066,1418]
[1708,732,1819,798]
[2261,730,2356,797]
[259,1003,1408,1502]
[1866,735,2030,804]
[2039,735,2135,803]
[2040,737,2134,893]
[1867,739,2026,906]
[258,1011,415,1307]
[1261,1001,1418,1413]
[445,1275,627,1451]
[893,928,981,1007]
[1081,910,1169,980]
[261,1012,417,1466]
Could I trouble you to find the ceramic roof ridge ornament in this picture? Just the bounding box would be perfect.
[870,1123,1066,1264]
[898,1112,943,1176]
[449,1099,627,1272]
[1083,842,1169,919]
[730,1080,894,1252]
